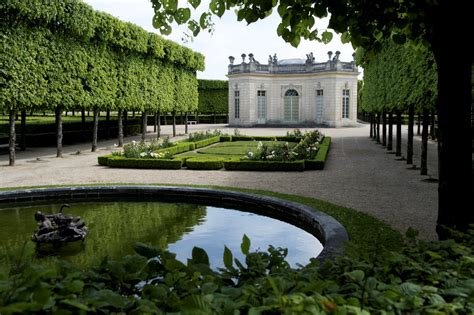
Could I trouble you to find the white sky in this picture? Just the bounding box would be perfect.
[83,0,355,80]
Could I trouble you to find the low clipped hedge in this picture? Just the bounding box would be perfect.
[186,158,224,170]
[107,157,182,169]
[98,154,113,166]
[224,160,305,172]
[231,135,302,142]
[98,136,331,172]
[305,137,332,170]
[194,136,220,149]
[220,135,232,142]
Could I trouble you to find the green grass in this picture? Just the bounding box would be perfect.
[0,184,403,251]
[195,141,297,156]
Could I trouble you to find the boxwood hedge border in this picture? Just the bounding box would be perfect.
[98,136,332,171]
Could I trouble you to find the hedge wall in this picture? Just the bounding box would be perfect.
[107,157,182,169]
[1,0,203,114]
[198,80,228,114]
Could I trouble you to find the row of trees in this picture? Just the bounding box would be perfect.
[1,0,204,166]
[146,0,473,235]
[358,41,438,175]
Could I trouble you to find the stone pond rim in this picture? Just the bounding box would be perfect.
[0,186,349,261]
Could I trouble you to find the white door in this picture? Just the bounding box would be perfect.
[284,89,299,122]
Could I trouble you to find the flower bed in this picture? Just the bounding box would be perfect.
[98,130,331,171]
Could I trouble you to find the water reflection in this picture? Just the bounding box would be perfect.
[0,202,322,267]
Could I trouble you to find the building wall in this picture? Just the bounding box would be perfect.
[228,72,358,127]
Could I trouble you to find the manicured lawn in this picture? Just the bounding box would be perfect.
[177,141,298,157]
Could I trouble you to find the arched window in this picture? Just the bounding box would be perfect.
[284,89,299,121]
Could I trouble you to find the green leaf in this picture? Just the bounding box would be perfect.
[66,280,84,293]
[189,0,201,9]
[399,282,421,296]
[61,299,90,311]
[241,234,250,255]
[175,8,191,24]
[209,0,225,17]
[321,31,333,44]
[341,32,351,44]
[345,270,365,282]
[192,247,210,266]
[134,242,159,259]
[223,246,233,269]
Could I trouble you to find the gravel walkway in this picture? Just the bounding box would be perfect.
[0,123,439,240]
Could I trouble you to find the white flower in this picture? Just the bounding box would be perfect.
[248,152,254,157]
[140,152,146,157]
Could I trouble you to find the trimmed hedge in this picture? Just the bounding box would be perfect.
[194,136,221,149]
[223,160,305,172]
[98,154,113,166]
[156,142,194,155]
[305,137,332,170]
[231,135,302,142]
[186,158,224,170]
[219,135,232,142]
[107,157,182,169]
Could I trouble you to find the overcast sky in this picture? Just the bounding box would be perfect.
[83,0,355,80]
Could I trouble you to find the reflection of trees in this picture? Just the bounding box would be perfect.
[0,202,206,266]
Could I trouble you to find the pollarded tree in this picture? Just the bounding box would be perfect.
[174,69,199,134]
[0,24,48,165]
[149,0,472,236]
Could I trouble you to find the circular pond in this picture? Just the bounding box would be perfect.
[0,201,322,267]
[0,186,349,266]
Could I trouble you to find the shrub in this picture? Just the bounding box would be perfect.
[188,130,222,142]
[194,136,220,149]
[305,137,331,170]
[97,154,113,166]
[107,157,182,169]
[231,135,301,142]
[286,128,304,137]
[224,160,305,171]
[186,158,224,170]
[220,135,232,142]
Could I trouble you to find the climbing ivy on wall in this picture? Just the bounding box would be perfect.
[198,80,228,114]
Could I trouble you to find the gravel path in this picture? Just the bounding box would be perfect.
[0,123,439,240]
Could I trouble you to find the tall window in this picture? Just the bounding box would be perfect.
[257,90,266,120]
[315,89,324,122]
[284,89,299,121]
[342,89,350,119]
[234,90,240,119]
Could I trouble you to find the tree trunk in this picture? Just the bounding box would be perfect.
[118,109,123,147]
[432,14,473,236]
[395,111,402,157]
[417,113,421,135]
[407,104,414,164]
[132,110,135,118]
[157,110,161,139]
[141,110,147,142]
[106,109,110,139]
[196,111,200,124]
[382,112,387,146]
[375,113,380,143]
[8,108,15,166]
[72,110,75,117]
[172,110,176,137]
[123,110,128,137]
[185,112,188,134]
[430,109,436,140]
[163,114,167,125]
[91,109,99,152]
[213,111,217,124]
[387,112,393,151]
[20,110,26,151]
[56,106,63,158]
[420,108,429,176]
[81,108,86,142]
[369,113,373,138]
[154,112,157,132]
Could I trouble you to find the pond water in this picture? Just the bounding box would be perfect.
[0,202,323,267]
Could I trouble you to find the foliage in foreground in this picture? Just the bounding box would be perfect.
[0,229,473,314]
